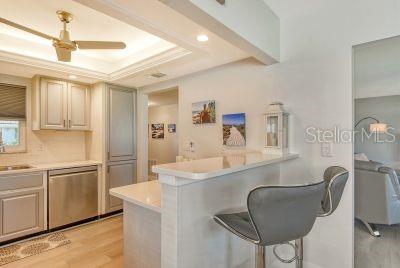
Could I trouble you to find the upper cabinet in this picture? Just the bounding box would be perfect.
[68,83,91,131]
[39,78,68,130]
[32,76,91,131]
[107,84,136,161]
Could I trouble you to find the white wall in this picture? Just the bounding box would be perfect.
[176,59,280,158]
[139,1,400,267]
[354,36,400,99]
[148,104,179,165]
[0,73,87,165]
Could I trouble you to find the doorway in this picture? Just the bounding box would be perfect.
[353,36,400,268]
[147,88,179,180]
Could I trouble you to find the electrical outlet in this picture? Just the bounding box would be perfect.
[38,143,45,152]
[321,143,333,157]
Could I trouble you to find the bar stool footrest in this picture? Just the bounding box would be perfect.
[273,242,298,263]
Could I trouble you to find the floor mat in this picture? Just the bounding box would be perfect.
[0,232,71,266]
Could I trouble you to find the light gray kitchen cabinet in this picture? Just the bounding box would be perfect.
[68,82,91,131]
[107,160,137,212]
[40,78,68,130]
[0,172,45,242]
[33,76,91,131]
[107,85,136,161]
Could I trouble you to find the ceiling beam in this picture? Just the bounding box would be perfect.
[159,0,280,65]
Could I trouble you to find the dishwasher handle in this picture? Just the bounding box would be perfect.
[49,165,98,176]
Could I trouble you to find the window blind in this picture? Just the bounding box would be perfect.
[0,83,26,119]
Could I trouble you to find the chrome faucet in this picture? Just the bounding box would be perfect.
[0,141,5,153]
[0,131,5,153]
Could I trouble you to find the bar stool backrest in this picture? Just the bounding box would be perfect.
[247,181,325,246]
[320,166,349,217]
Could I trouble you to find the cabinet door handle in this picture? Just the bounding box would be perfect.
[63,120,66,127]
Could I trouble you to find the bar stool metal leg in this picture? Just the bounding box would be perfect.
[256,245,265,268]
[360,219,381,237]
[295,238,303,268]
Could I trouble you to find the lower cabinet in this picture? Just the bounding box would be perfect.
[0,172,45,242]
[106,160,137,213]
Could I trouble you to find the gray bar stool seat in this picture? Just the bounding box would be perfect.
[215,212,259,242]
[213,166,349,268]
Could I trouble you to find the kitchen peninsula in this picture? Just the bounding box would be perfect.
[110,152,305,268]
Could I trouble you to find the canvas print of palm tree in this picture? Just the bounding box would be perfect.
[192,100,216,124]
[223,113,246,146]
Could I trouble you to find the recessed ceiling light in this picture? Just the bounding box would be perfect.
[68,75,77,79]
[196,34,209,42]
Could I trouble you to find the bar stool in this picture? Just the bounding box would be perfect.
[292,166,349,268]
[213,181,326,268]
[213,166,349,268]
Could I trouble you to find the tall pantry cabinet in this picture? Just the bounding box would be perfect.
[106,84,137,213]
[87,83,137,214]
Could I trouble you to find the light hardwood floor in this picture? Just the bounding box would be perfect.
[355,219,400,268]
[2,215,123,268]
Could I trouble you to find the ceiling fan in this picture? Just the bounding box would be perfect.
[0,10,127,62]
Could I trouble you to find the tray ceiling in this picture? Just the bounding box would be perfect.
[0,0,188,79]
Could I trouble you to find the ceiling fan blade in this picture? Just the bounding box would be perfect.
[0,17,56,41]
[75,41,126,49]
[55,47,71,62]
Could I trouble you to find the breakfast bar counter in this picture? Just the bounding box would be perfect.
[110,180,161,268]
[111,152,304,268]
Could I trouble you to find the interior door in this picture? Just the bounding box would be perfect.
[40,78,68,130]
[108,85,136,161]
[107,160,137,212]
[68,82,91,131]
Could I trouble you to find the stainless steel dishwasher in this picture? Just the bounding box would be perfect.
[48,166,98,229]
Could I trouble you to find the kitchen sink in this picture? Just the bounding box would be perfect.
[0,165,33,171]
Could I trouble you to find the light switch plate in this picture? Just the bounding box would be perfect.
[321,143,333,157]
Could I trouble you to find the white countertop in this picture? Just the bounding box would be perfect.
[0,160,102,175]
[152,152,299,181]
[109,181,161,213]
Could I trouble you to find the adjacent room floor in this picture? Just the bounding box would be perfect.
[355,219,400,268]
[2,216,123,268]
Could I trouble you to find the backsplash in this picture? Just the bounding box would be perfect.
[0,130,86,166]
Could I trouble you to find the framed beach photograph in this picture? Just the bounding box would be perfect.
[222,113,246,147]
[192,100,216,124]
[168,124,176,133]
[151,123,164,139]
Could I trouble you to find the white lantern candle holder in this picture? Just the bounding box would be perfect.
[263,102,289,155]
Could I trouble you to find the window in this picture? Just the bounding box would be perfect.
[0,83,27,153]
[0,120,26,152]
[0,121,20,146]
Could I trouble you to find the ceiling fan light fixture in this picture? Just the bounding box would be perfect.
[0,11,127,63]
